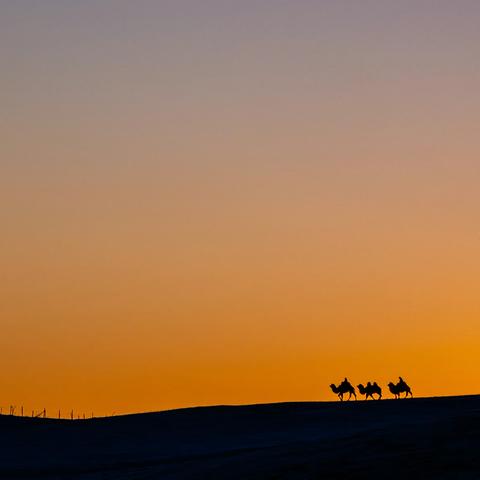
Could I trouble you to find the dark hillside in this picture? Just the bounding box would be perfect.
[1,395,479,479]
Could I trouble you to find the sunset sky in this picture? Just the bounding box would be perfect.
[1,1,480,416]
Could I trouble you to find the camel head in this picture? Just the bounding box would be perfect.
[357,384,366,394]
[330,383,339,393]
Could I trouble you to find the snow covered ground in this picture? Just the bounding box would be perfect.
[1,395,479,479]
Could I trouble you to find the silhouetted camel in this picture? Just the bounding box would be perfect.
[357,382,382,400]
[388,377,413,399]
[330,378,357,401]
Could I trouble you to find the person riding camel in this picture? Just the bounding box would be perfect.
[330,377,357,401]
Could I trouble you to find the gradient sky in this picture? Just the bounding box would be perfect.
[1,0,480,416]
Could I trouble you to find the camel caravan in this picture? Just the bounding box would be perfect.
[330,377,412,401]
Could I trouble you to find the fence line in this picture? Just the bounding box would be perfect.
[0,406,96,420]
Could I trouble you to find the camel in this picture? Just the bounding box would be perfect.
[330,378,357,401]
[388,377,413,399]
[357,381,382,400]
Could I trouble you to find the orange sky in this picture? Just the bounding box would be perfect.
[1,1,480,416]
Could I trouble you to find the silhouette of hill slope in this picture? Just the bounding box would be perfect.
[1,395,479,479]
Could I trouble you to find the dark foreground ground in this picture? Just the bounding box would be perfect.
[1,395,480,479]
